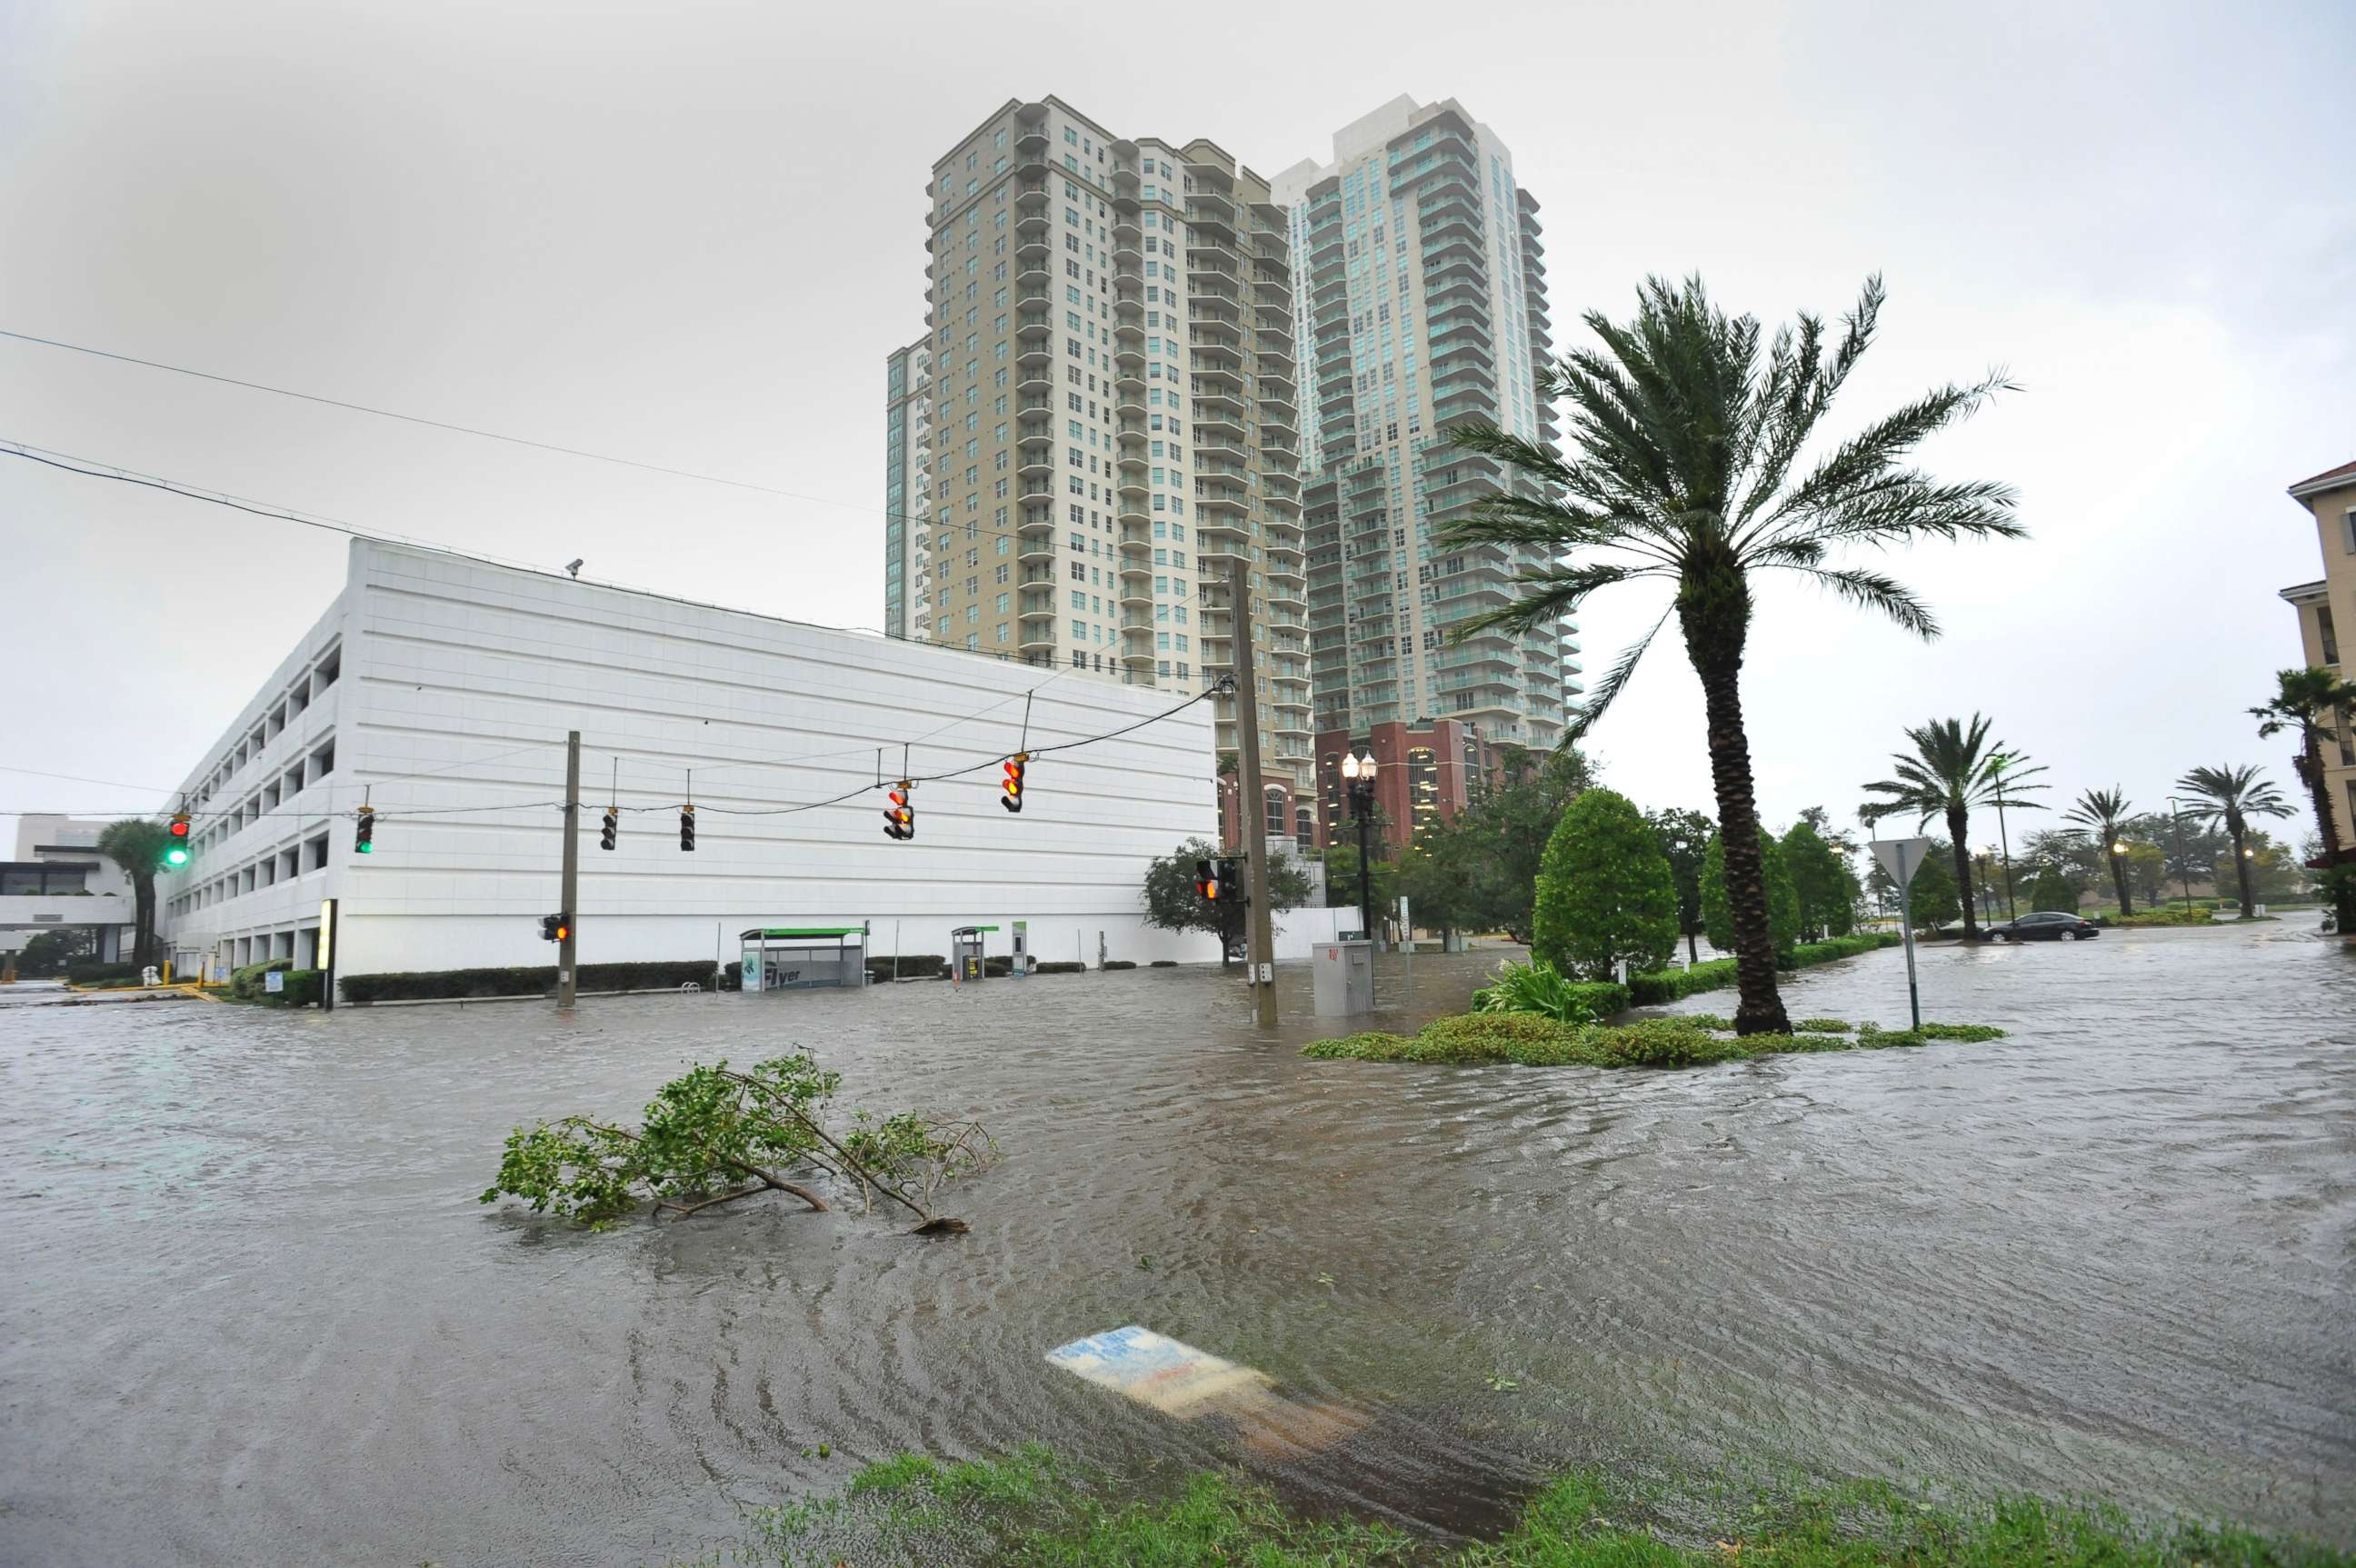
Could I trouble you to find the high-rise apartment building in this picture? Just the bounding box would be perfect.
[883,338,935,643]
[890,97,1313,811]
[1274,97,1579,757]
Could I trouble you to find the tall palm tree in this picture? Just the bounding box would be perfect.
[1858,715,2048,940]
[2251,666,2356,867]
[2062,786,2138,914]
[96,818,170,969]
[2174,764,2292,913]
[1444,275,2018,1034]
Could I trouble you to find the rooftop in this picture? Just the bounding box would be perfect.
[2288,458,2356,500]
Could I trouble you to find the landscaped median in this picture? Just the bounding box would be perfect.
[1303,1012,2002,1070]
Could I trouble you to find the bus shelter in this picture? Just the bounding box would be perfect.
[949,924,995,984]
[741,926,867,993]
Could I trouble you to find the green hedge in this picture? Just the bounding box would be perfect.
[1033,961,1086,974]
[1102,960,1136,971]
[866,954,946,981]
[340,959,719,1004]
[66,962,142,984]
[1304,1010,2004,1071]
[1625,931,1901,1004]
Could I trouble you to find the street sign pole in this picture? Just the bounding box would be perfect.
[1872,837,1934,1033]
[1897,844,1921,1031]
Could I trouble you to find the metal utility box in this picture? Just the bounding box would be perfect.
[950,924,994,984]
[1312,938,1374,1016]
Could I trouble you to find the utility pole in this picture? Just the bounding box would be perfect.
[1227,560,1277,1027]
[558,729,580,1008]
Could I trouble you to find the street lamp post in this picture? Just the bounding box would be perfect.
[1340,751,1379,945]
[1990,754,2021,919]
[2165,796,2193,910]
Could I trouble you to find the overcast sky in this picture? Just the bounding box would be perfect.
[4,0,2350,852]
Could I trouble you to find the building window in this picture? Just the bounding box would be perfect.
[2343,507,2356,554]
[2321,604,2341,666]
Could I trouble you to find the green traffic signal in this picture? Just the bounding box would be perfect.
[164,846,189,867]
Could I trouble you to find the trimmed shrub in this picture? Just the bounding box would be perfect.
[272,969,324,1006]
[1149,960,1178,967]
[1102,959,1137,971]
[67,962,142,984]
[341,960,719,1004]
[229,958,293,1001]
[1531,788,1679,980]
[1032,961,1085,974]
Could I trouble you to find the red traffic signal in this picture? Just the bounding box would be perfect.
[1001,753,1028,814]
[1194,857,1219,900]
[883,783,914,841]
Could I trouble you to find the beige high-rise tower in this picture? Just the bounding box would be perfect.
[891,97,1312,814]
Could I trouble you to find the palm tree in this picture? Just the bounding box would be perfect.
[96,818,170,969]
[2251,666,2356,867]
[2062,786,2138,914]
[1444,275,2018,1033]
[2174,764,2292,913]
[1858,716,2048,940]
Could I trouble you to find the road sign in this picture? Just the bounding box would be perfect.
[1871,836,1936,887]
[1869,838,1933,1030]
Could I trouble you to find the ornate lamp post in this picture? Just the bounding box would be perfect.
[1339,750,1379,944]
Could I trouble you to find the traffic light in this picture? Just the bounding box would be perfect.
[354,805,375,854]
[599,807,618,851]
[1194,857,1220,901]
[539,914,562,942]
[1218,857,1240,900]
[883,782,914,840]
[162,813,192,870]
[678,804,695,852]
[1001,753,1028,814]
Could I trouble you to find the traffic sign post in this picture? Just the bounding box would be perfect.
[1871,836,1936,1032]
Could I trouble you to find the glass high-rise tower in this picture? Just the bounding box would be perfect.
[1273,97,1580,752]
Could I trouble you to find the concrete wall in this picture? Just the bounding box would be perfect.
[165,541,1225,979]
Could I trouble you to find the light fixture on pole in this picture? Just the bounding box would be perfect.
[1340,750,1379,945]
[2165,795,2193,910]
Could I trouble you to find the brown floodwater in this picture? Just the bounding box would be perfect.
[2,923,2351,1565]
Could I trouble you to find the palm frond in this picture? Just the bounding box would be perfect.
[1766,564,1940,639]
[1563,604,1672,743]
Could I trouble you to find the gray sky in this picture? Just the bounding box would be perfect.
[4,0,2351,850]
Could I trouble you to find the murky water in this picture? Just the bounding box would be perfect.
[3,924,2351,1565]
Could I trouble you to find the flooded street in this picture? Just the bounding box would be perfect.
[3,924,2352,1565]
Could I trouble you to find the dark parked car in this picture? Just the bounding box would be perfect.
[1983,911,2100,941]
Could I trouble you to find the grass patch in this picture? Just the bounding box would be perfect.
[685,1448,2351,1567]
[2105,907,2220,928]
[1795,1017,1854,1033]
[1303,1012,2001,1071]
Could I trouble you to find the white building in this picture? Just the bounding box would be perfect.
[2,815,137,964]
[159,540,1228,984]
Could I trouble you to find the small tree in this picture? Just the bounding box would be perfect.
[1142,837,1312,964]
[1645,806,1715,963]
[97,818,169,968]
[1907,849,1962,931]
[2026,866,2080,914]
[1781,820,1855,941]
[1531,789,1679,980]
[1702,832,1800,959]
[1319,840,1397,915]
[1395,834,1476,942]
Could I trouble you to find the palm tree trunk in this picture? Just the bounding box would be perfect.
[1688,648,1790,1034]
[2109,850,2133,916]
[2231,823,2254,913]
[1947,804,1979,939]
[132,874,156,969]
[2299,731,2344,865]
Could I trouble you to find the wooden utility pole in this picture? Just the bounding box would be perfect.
[1226,560,1277,1026]
[558,729,580,1008]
